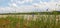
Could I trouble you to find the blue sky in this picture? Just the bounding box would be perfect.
[0,0,10,7]
[0,0,51,7]
[0,0,59,7]
[0,0,60,13]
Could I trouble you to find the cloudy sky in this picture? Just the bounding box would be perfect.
[0,0,60,13]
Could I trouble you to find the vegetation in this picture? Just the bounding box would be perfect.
[0,11,60,28]
[0,15,60,28]
[0,11,60,15]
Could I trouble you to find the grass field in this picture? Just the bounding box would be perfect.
[0,15,60,28]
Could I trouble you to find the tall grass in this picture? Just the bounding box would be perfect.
[0,15,60,28]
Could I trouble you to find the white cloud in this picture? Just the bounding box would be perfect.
[10,0,33,5]
[17,1,24,4]
[8,3,18,8]
[32,1,60,11]
[12,3,17,7]
[24,0,33,3]
[3,1,60,13]
[0,0,60,13]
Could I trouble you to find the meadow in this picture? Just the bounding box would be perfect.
[0,14,60,28]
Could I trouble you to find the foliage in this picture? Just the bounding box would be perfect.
[0,15,60,28]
